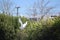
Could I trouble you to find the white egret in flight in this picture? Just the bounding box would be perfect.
[19,18,28,30]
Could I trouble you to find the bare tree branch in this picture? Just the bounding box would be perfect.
[0,0,14,15]
[27,0,55,21]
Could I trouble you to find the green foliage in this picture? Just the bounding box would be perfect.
[0,14,19,40]
[30,17,60,40]
[0,14,60,40]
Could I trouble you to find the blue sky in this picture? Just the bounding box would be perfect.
[12,0,60,16]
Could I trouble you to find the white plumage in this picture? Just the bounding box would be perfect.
[19,18,28,30]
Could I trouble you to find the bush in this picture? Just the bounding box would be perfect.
[0,14,19,40]
[0,14,60,40]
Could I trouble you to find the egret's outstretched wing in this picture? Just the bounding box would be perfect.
[23,21,27,28]
[19,18,22,25]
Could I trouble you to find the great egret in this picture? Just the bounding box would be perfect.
[19,18,28,30]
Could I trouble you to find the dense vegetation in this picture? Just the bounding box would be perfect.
[0,14,60,40]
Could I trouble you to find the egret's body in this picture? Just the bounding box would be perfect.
[19,18,27,30]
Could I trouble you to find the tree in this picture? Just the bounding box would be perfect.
[38,0,54,20]
[0,0,14,15]
[27,0,54,21]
